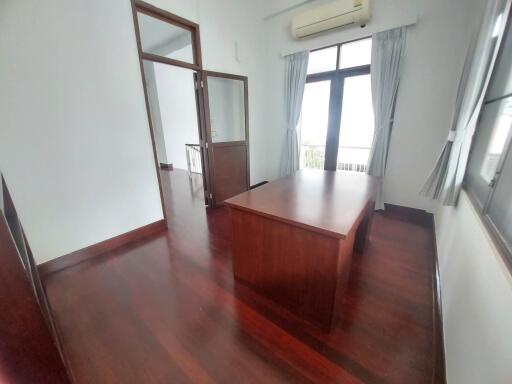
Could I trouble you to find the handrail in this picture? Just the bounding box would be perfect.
[185,144,201,154]
[300,144,371,150]
[299,144,370,173]
[185,144,202,177]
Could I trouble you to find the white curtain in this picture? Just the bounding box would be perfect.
[421,0,510,205]
[367,27,407,210]
[280,51,309,176]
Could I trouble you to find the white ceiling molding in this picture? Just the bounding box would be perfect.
[262,0,318,20]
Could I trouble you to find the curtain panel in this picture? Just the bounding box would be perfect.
[280,51,309,176]
[367,26,407,210]
[421,0,511,205]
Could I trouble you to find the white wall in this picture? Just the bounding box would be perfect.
[0,0,163,264]
[262,0,484,211]
[198,0,268,184]
[435,192,512,384]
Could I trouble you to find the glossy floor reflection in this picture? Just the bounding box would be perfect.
[44,169,436,383]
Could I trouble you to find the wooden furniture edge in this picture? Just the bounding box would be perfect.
[225,202,347,239]
[159,163,174,170]
[386,203,446,382]
[328,200,374,329]
[430,215,447,384]
[38,219,167,278]
[250,181,268,189]
[2,174,73,382]
[228,207,347,331]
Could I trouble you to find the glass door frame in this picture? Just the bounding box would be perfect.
[305,64,371,171]
[202,71,250,208]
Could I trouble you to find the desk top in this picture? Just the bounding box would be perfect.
[225,170,378,239]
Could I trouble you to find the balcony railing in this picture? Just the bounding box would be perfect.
[185,144,202,177]
[301,145,326,170]
[300,144,370,173]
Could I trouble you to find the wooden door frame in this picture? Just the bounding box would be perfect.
[134,0,202,69]
[131,0,213,215]
[202,71,250,207]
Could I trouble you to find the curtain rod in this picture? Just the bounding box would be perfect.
[280,14,418,58]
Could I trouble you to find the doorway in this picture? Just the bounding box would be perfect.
[132,0,250,209]
[142,60,206,203]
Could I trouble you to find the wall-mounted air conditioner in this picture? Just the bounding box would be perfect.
[292,0,371,39]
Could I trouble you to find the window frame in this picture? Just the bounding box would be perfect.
[463,9,512,274]
[465,114,512,273]
[134,0,203,71]
[303,37,372,171]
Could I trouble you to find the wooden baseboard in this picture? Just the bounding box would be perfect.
[383,203,446,382]
[159,163,174,170]
[384,203,433,227]
[250,181,268,190]
[38,219,167,278]
[430,217,447,384]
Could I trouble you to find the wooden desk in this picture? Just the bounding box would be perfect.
[225,170,378,331]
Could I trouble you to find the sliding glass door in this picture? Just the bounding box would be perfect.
[299,80,331,170]
[337,73,374,172]
[299,38,374,172]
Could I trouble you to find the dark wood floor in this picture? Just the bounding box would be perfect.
[43,169,436,384]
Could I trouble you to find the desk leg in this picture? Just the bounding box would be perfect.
[353,202,374,253]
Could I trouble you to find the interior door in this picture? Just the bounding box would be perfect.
[203,71,249,207]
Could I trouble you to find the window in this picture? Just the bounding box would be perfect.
[337,74,374,172]
[339,38,372,69]
[299,38,373,172]
[135,2,202,69]
[465,18,512,265]
[307,46,337,74]
[300,81,331,169]
[137,11,195,65]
